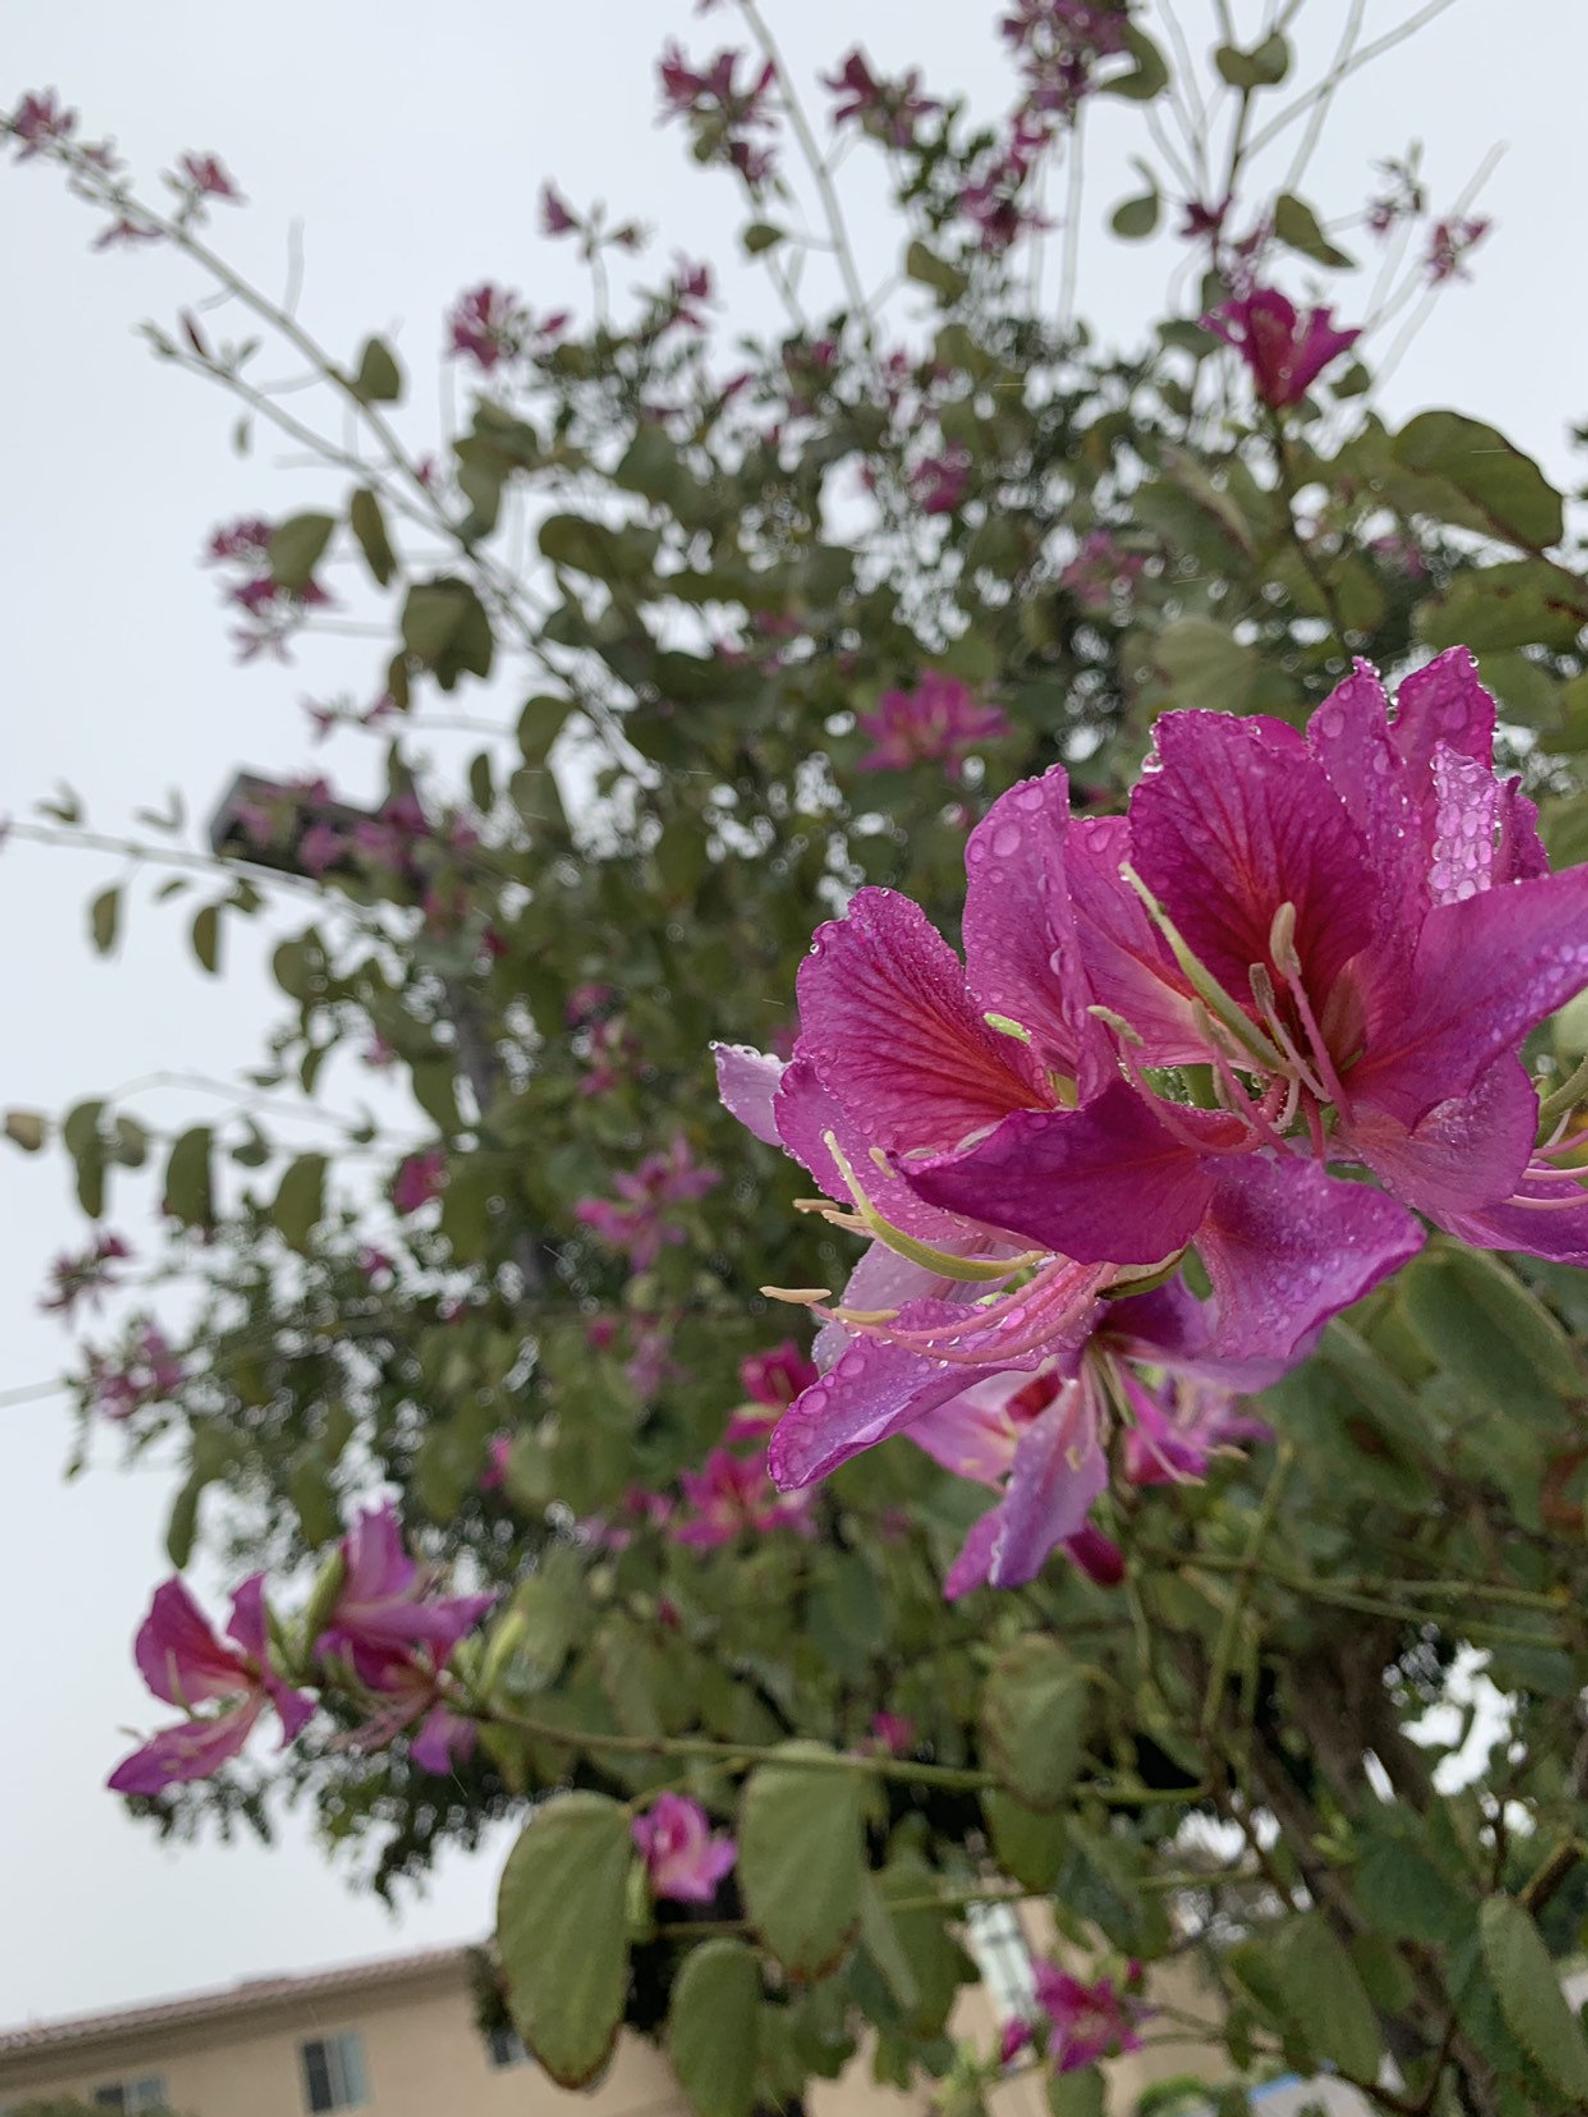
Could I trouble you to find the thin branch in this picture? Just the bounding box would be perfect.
[1245,0,1464,161]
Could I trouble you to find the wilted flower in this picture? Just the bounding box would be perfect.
[856,672,1008,777]
[539,181,580,237]
[632,1792,737,1902]
[1205,286,1359,408]
[9,89,77,158]
[109,1576,313,1794]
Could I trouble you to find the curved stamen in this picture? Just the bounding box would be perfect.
[1119,862,1286,1071]
[823,1131,1038,1285]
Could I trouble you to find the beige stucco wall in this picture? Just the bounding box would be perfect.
[0,1962,686,2117]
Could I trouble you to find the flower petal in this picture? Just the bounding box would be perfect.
[1194,1155,1424,1385]
[907,1081,1229,1265]
[768,1328,991,1490]
[1348,1055,1535,1222]
[1390,646,1495,778]
[712,1042,786,1145]
[980,1381,1108,1589]
[794,887,1044,1151]
[108,1698,261,1794]
[1132,711,1373,1005]
[1352,867,1588,1126]
[773,1057,989,1245]
[134,1578,249,1709]
[1066,816,1204,1063]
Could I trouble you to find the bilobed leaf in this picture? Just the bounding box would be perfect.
[1215,32,1290,87]
[351,335,403,404]
[350,486,397,587]
[90,885,122,956]
[669,1938,761,2117]
[1480,1896,1588,2099]
[981,1636,1087,1810]
[497,1792,632,2087]
[268,511,336,591]
[738,1743,865,1977]
[272,1152,327,1253]
[1393,411,1563,552]
[1098,23,1169,100]
[1268,1914,1382,2080]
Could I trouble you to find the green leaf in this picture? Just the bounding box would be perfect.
[497,1792,632,2087]
[1098,24,1169,100]
[1479,1896,1588,2100]
[165,1471,204,1568]
[1046,2068,1105,2117]
[517,694,572,766]
[1151,616,1260,714]
[904,240,968,302]
[162,1125,214,1228]
[1110,190,1161,239]
[401,577,494,688]
[980,1636,1087,1810]
[190,902,221,976]
[351,336,403,404]
[268,511,336,591]
[738,1744,865,1977]
[272,1152,327,1253]
[349,487,397,588]
[1268,1914,1382,2080]
[288,1455,340,1547]
[982,1790,1068,1891]
[1273,191,1354,269]
[1215,33,1291,87]
[1400,1248,1579,1420]
[89,885,121,956]
[858,1874,920,2016]
[3,1109,47,1153]
[669,1938,761,2117]
[1393,411,1564,552]
[62,1098,106,1217]
[1355,1822,1472,1945]
[742,221,784,256]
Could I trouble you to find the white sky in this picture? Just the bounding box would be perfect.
[2,0,1584,2029]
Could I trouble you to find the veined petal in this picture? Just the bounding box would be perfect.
[795,887,1045,1151]
[1352,867,1588,1127]
[773,1057,989,1245]
[980,1379,1108,1589]
[134,1578,250,1710]
[907,1082,1233,1265]
[1390,646,1495,779]
[712,1043,786,1145]
[108,1697,262,1794]
[1131,711,1372,1003]
[1442,1174,1588,1266]
[1306,660,1423,947]
[1066,816,1205,1064]
[1348,1054,1535,1222]
[963,768,1097,1079]
[767,1329,985,1490]
[1194,1155,1423,1386]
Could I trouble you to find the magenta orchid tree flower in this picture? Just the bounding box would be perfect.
[906,1277,1269,1596]
[1204,286,1361,408]
[672,1445,815,1548]
[632,1792,738,1903]
[714,702,1426,1540]
[855,671,1010,778]
[108,1576,314,1794]
[316,1501,496,1682]
[911,652,1588,1271]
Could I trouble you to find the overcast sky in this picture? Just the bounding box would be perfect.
[2,0,1583,2031]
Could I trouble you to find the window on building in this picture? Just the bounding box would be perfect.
[965,1899,1038,2023]
[300,2029,369,2112]
[91,2078,171,2113]
[487,2023,533,2067]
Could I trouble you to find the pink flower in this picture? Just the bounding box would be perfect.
[479,1434,514,1492]
[657,45,779,185]
[740,1341,819,1408]
[821,50,938,148]
[446,283,532,372]
[109,1576,313,1794]
[93,215,161,252]
[673,1447,813,1548]
[957,123,1049,249]
[1060,530,1146,613]
[9,88,76,158]
[1034,1962,1150,2072]
[855,672,1008,777]
[340,1646,478,1775]
[909,450,972,515]
[1002,1,1132,119]
[40,1231,131,1318]
[297,822,347,876]
[392,1148,447,1217]
[89,1326,184,1421]
[316,1501,495,1684]
[174,152,242,202]
[632,1792,737,1903]
[575,1134,720,1269]
[540,181,580,237]
[1427,215,1490,285]
[1204,287,1360,408]
[206,516,274,565]
[868,1712,916,1755]
[999,2017,1035,2066]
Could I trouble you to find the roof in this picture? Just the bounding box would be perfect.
[0,1943,473,2059]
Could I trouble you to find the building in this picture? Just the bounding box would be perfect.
[0,1927,1226,2117]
